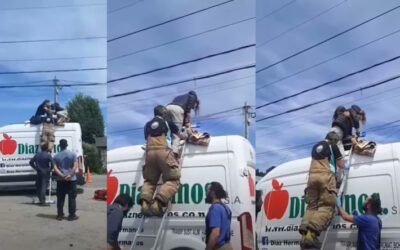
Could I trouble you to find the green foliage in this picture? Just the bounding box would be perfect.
[67,93,104,144]
[82,143,105,174]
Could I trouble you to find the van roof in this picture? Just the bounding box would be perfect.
[0,123,81,132]
[258,142,400,185]
[108,135,251,163]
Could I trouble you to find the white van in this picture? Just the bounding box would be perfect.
[0,123,86,190]
[107,135,256,250]
[255,142,400,249]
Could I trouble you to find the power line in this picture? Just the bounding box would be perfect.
[256,54,400,109]
[0,67,106,75]
[107,64,255,98]
[257,0,296,23]
[256,73,400,122]
[257,120,400,156]
[59,79,106,85]
[108,0,144,14]
[108,74,254,107]
[0,55,106,62]
[0,36,106,44]
[257,27,400,90]
[257,4,400,74]
[108,17,255,61]
[108,0,233,42]
[0,3,105,11]
[0,83,105,89]
[108,44,254,83]
[108,107,243,135]
[257,0,347,48]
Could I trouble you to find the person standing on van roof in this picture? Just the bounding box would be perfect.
[205,182,233,250]
[29,144,53,206]
[107,194,133,250]
[140,105,185,217]
[166,90,200,156]
[53,139,79,221]
[331,105,366,155]
[337,194,382,250]
[299,132,345,249]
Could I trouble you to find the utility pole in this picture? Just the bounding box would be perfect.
[243,102,250,139]
[243,102,256,139]
[53,76,59,105]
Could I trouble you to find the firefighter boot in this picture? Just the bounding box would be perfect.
[150,199,165,217]
[140,200,152,217]
[300,230,321,249]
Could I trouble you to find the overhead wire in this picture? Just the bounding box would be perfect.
[108,0,144,14]
[108,17,255,61]
[0,55,106,62]
[108,44,255,83]
[257,0,296,23]
[0,3,105,11]
[256,73,400,122]
[0,36,106,44]
[107,0,234,42]
[257,27,400,90]
[256,53,400,107]
[256,4,400,74]
[257,0,347,48]
[107,64,255,98]
[0,67,106,75]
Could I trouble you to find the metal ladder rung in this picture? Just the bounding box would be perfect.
[135,234,157,238]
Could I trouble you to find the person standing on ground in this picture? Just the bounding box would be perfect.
[107,194,133,250]
[299,132,346,249]
[29,144,53,206]
[205,182,233,250]
[337,194,382,250]
[53,139,79,221]
[166,91,200,157]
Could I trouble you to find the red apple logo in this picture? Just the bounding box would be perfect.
[107,169,119,205]
[264,179,289,220]
[248,173,255,197]
[0,133,17,155]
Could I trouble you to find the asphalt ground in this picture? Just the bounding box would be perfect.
[0,174,106,250]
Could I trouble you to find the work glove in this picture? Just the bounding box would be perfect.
[345,163,350,170]
[352,210,359,216]
[336,196,342,207]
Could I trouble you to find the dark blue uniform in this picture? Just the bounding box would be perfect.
[29,151,53,204]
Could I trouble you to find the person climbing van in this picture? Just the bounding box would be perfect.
[299,131,345,249]
[140,105,185,217]
[30,100,52,125]
[166,91,199,156]
[331,105,366,155]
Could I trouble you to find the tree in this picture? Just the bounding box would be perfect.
[82,143,105,174]
[67,93,104,144]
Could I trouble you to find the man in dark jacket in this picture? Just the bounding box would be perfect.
[107,194,133,250]
[29,144,53,206]
[166,91,199,156]
[331,105,366,155]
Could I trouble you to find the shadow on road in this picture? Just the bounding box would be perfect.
[36,213,58,220]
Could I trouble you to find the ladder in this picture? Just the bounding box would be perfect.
[320,144,355,250]
[131,140,186,250]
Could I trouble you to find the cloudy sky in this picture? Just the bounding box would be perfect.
[0,0,106,127]
[107,0,255,149]
[256,0,400,171]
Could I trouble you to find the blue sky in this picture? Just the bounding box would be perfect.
[107,0,255,149]
[0,0,106,128]
[256,0,400,171]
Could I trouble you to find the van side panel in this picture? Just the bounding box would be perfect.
[257,154,400,249]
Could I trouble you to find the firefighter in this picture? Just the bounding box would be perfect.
[38,101,55,153]
[331,105,366,155]
[166,91,199,157]
[140,105,185,216]
[299,131,346,249]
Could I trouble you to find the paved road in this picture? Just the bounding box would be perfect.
[0,174,106,250]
